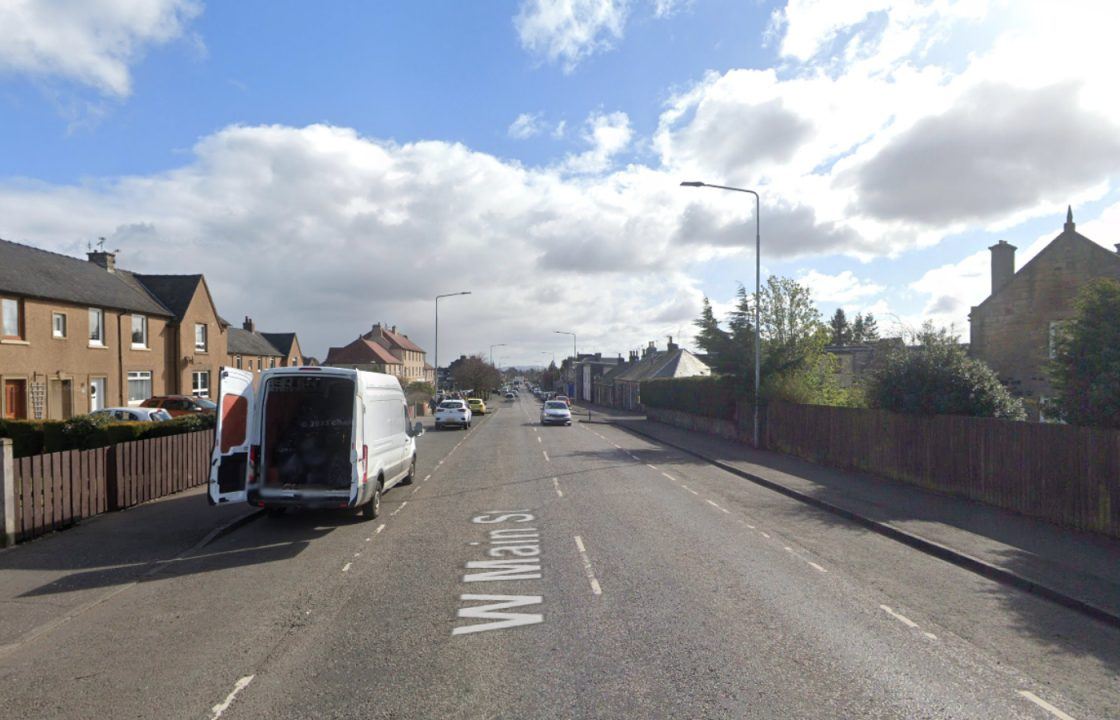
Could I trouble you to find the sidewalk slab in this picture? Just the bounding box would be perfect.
[0,486,255,648]
[579,402,1120,622]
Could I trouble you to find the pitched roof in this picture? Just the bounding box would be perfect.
[261,332,297,355]
[324,337,403,366]
[615,348,710,382]
[0,238,172,316]
[132,274,204,319]
[228,327,283,356]
[364,324,425,353]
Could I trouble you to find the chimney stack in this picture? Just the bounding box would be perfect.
[667,335,678,351]
[988,240,1017,295]
[243,316,255,332]
[87,249,117,273]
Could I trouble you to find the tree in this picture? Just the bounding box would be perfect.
[1047,278,1120,427]
[852,313,880,344]
[539,361,560,391]
[866,322,1025,420]
[449,355,501,396]
[829,308,851,345]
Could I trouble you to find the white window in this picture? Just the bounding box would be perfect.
[131,314,147,348]
[127,371,152,405]
[89,308,104,346]
[194,323,207,352]
[1049,320,1069,359]
[192,370,210,398]
[52,312,67,338]
[235,355,242,369]
[2,297,23,339]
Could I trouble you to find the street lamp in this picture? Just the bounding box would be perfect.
[435,291,471,388]
[541,351,555,365]
[554,330,576,360]
[489,343,506,366]
[681,180,762,448]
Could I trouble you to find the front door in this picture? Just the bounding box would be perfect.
[4,379,27,419]
[89,377,106,412]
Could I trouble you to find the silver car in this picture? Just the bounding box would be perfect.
[541,400,572,426]
[91,407,173,422]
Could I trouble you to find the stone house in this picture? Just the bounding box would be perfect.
[362,323,432,384]
[0,240,227,419]
[323,336,404,377]
[969,207,1120,418]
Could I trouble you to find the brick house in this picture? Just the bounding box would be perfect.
[969,207,1120,417]
[260,331,304,367]
[323,336,404,377]
[0,241,227,419]
[362,323,432,384]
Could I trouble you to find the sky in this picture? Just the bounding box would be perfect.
[2,0,1119,367]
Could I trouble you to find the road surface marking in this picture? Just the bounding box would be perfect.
[342,562,352,572]
[684,487,699,496]
[807,561,828,573]
[880,605,919,628]
[422,474,431,482]
[390,501,408,516]
[376,523,386,534]
[411,486,421,495]
[365,537,371,542]
[1017,690,1077,720]
[209,675,255,720]
[745,523,756,529]
[784,546,794,552]
[453,595,543,635]
[574,536,603,596]
[661,472,677,481]
[646,463,658,470]
[543,450,550,462]
[760,531,771,538]
[537,436,542,443]
[705,499,730,513]
[628,453,639,461]
[923,631,937,640]
[613,443,622,449]
[354,552,361,557]
[552,477,563,498]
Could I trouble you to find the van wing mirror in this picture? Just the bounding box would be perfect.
[412,421,425,437]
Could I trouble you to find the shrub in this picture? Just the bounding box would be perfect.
[640,376,738,420]
[1,412,216,458]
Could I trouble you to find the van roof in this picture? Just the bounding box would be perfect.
[261,366,403,391]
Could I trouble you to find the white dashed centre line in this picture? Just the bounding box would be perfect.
[807,561,828,573]
[422,474,431,483]
[389,501,408,517]
[705,499,730,513]
[537,436,542,443]
[209,675,255,720]
[646,463,658,470]
[342,562,352,573]
[543,450,550,462]
[375,523,385,534]
[661,472,677,482]
[880,604,919,628]
[573,536,603,596]
[1017,690,1078,720]
[760,531,771,538]
[552,477,563,498]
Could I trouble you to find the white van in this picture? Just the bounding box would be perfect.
[208,366,423,519]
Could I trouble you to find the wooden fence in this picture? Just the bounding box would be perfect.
[8,430,212,543]
[765,401,1120,537]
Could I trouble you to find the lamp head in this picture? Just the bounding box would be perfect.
[680,181,705,187]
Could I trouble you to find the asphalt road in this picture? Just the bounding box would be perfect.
[1,394,1118,719]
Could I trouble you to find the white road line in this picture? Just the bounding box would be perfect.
[627,453,639,461]
[613,443,622,449]
[375,523,385,534]
[342,562,352,573]
[543,450,550,462]
[646,463,658,470]
[422,474,431,482]
[784,546,794,552]
[389,501,408,516]
[807,561,828,573]
[537,436,542,443]
[661,472,677,481]
[760,531,771,538]
[209,675,255,720]
[1017,690,1077,720]
[880,605,919,628]
[922,631,937,640]
[552,477,563,498]
[354,552,361,557]
[705,499,730,513]
[365,537,371,542]
[745,523,756,529]
[685,488,699,496]
[573,536,603,596]
[411,486,420,495]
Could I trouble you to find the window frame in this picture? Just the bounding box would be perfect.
[194,323,208,352]
[131,314,148,349]
[88,307,105,346]
[191,370,211,398]
[127,370,152,406]
[52,311,67,339]
[2,297,24,340]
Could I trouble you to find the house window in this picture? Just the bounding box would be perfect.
[270,358,277,368]
[52,312,67,338]
[192,371,210,398]
[235,355,242,369]
[194,323,207,352]
[2,297,24,340]
[131,314,147,348]
[127,371,152,405]
[89,308,104,346]
[1049,321,1069,359]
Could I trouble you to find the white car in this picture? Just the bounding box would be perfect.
[91,407,173,422]
[435,399,473,430]
[541,400,572,426]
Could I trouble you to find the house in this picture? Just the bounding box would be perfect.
[323,336,404,377]
[226,317,305,373]
[362,323,433,384]
[969,207,1120,417]
[593,340,711,410]
[260,331,304,367]
[824,338,902,388]
[0,240,227,419]
[571,353,622,402]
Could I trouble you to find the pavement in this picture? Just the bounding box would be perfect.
[0,395,1117,719]
[577,401,1120,624]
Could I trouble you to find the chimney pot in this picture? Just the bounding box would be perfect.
[243,316,254,332]
[86,250,117,273]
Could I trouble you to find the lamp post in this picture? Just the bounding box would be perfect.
[489,343,506,366]
[554,330,576,360]
[681,180,762,448]
[435,291,471,389]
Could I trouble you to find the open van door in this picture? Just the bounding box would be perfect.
[209,367,256,505]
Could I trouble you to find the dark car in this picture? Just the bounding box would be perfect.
[140,395,217,417]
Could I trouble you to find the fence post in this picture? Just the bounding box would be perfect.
[1,439,15,547]
[105,443,120,512]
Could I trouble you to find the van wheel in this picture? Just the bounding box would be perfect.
[401,457,416,485]
[362,481,382,520]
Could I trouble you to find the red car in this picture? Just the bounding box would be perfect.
[140,395,217,417]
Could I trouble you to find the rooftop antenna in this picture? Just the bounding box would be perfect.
[97,237,106,250]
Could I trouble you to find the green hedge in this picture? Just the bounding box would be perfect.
[640,375,738,420]
[0,413,215,458]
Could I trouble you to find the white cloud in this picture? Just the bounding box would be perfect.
[797,269,884,303]
[514,0,630,72]
[552,120,567,138]
[559,110,632,173]
[0,0,202,96]
[508,112,544,139]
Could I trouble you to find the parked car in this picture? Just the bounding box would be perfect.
[555,394,570,406]
[435,399,472,430]
[141,395,217,417]
[504,392,515,400]
[541,400,572,426]
[209,366,423,520]
[467,397,487,415]
[91,407,173,422]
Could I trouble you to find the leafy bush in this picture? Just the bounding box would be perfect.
[1,412,216,458]
[866,323,1025,420]
[1047,278,1120,428]
[640,376,738,420]
[0,420,47,457]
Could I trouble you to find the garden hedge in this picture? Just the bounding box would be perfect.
[639,375,738,420]
[0,413,215,458]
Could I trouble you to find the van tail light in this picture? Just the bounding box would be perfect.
[362,445,369,483]
[248,445,260,485]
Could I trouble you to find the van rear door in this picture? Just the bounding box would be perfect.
[209,367,256,504]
